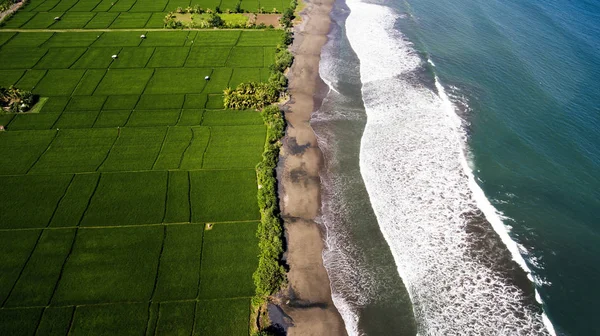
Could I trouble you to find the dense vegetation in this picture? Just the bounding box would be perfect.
[219,3,296,332]
[0,86,35,112]
[279,0,297,28]
[223,82,278,109]
[253,104,286,298]
[0,0,14,12]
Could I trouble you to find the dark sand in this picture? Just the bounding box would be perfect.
[277,0,347,334]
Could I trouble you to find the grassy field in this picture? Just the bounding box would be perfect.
[2,0,289,29]
[0,0,282,332]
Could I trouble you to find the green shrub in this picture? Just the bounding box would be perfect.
[268,71,287,91]
[279,7,294,28]
[281,30,293,45]
[272,47,294,72]
[223,82,278,110]
[207,13,224,27]
[0,0,14,12]
[252,104,286,299]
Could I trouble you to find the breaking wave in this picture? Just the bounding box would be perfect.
[342,0,556,334]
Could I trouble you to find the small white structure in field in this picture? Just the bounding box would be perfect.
[140,34,146,39]
[112,54,118,59]
[54,16,60,20]
[204,76,210,80]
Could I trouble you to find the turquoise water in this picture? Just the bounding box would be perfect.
[317,0,598,334]
[395,0,600,334]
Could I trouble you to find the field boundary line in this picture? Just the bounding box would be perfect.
[223,45,234,68]
[181,44,193,67]
[105,13,119,29]
[149,226,167,301]
[190,300,198,335]
[121,107,135,126]
[89,108,103,127]
[151,126,170,170]
[144,302,159,336]
[25,129,60,174]
[78,14,96,31]
[49,108,66,129]
[142,46,157,68]
[65,305,77,336]
[191,227,206,336]
[0,230,45,307]
[31,301,46,336]
[24,0,42,12]
[47,227,80,306]
[89,0,102,12]
[0,220,260,232]
[177,127,195,169]
[29,47,51,72]
[95,127,120,170]
[234,28,242,45]
[198,109,205,126]
[140,15,152,29]
[139,67,156,95]
[11,66,27,85]
[174,108,183,124]
[0,296,255,311]
[46,0,62,13]
[15,11,36,28]
[46,174,77,227]
[161,171,169,223]
[199,126,212,168]
[124,0,140,14]
[0,166,258,178]
[4,112,17,128]
[65,47,89,70]
[60,0,79,14]
[76,172,102,226]
[194,227,206,300]
[225,67,234,91]
[187,171,192,222]
[87,69,108,96]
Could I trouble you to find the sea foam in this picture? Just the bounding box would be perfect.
[343,1,553,334]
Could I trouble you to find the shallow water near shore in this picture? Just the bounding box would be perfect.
[312,0,416,333]
[316,0,600,334]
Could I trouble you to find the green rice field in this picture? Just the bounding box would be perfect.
[2,0,289,29]
[0,0,282,332]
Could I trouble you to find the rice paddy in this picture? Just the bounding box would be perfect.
[0,0,283,332]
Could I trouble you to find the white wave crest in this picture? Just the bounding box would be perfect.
[345,1,554,334]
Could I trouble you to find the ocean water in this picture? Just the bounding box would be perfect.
[315,0,600,334]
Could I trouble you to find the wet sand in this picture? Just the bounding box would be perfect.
[277,0,347,334]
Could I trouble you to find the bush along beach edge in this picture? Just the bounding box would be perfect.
[221,2,297,334]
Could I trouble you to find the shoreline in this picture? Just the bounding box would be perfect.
[276,0,347,334]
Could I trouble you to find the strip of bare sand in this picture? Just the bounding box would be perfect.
[277,0,347,334]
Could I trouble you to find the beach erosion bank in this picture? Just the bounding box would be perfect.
[277,0,347,334]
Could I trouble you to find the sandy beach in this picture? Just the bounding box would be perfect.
[277,0,347,334]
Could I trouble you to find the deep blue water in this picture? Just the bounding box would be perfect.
[394,0,600,334]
